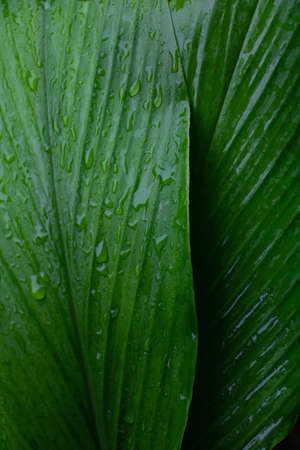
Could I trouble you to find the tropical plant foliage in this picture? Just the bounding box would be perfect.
[170,1,300,449]
[0,1,299,449]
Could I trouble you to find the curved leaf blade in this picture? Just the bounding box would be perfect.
[0,1,197,449]
[170,0,300,449]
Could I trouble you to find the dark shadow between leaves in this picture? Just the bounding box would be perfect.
[182,115,228,450]
[273,417,300,450]
[182,117,299,450]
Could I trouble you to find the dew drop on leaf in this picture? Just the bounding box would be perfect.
[143,99,151,111]
[95,240,108,263]
[26,71,39,92]
[60,144,66,168]
[71,124,77,142]
[124,413,135,424]
[144,337,152,354]
[96,263,108,275]
[119,84,126,102]
[110,308,119,319]
[148,30,156,40]
[104,197,113,208]
[145,66,153,82]
[153,83,162,109]
[97,67,105,77]
[101,159,109,173]
[135,264,141,277]
[158,302,166,311]
[30,274,46,301]
[169,48,179,73]
[129,78,141,97]
[128,219,138,230]
[3,151,15,164]
[126,111,135,131]
[112,179,119,193]
[154,234,168,256]
[76,213,86,231]
[104,210,113,219]
[84,147,94,169]
[62,114,70,127]
[33,224,48,245]
[120,248,130,259]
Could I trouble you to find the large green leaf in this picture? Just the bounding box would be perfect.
[170,0,300,449]
[0,1,197,448]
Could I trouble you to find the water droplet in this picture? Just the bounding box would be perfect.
[128,219,138,230]
[145,145,154,164]
[169,49,179,73]
[144,338,152,354]
[4,151,15,164]
[135,264,141,277]
[101,159,109,173]
[66,157,73,173]
[85,147,94,169]
[120,248,130,259]
[110,307,119,319]
[41,0,51,10]
[145,66,153,82]
[153,164,174,188]
[71,124,77,141]
[95,240,108,263]
[76,213,86,231]
[154,234,168,256]
[143,99,151,111]
[158,302,166,311]
[60,144,66,168]
[124,413,135,424]
[104,210,113,219]
[148,30,156,40]
[104,198,113,208]
[115,206,123,216]
[112,179,119,193]
[97,67,105,77]
[33,224,48,245]
[126,111,135,131]
[30,274,46,300]
[96,264,108,275]
[119,84,126,102]
[153,83,162,109]
[26,71,39,92]
[63,114,70,127]
[129,78,141,97]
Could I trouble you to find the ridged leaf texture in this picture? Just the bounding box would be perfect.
[0,0,299,449]
[0,1,197,449]
[170,0,300,449]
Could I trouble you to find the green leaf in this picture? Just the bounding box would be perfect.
[0,1,197,449]
[170,0,300,449]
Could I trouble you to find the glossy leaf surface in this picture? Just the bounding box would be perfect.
[0,1,197,449]
[170,0,300,449]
